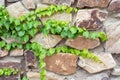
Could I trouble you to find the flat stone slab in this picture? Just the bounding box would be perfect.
[41,12,72,24]
[45,53,78,75]
[10,49,23,56]
[41,0,74,6]
[108,0,120,13]
[31,33,62,49]
[78,52,116,73]
[6,2,29,18]
[22,0,35,9]
[75,9,108,30]
[65,36,100,50]
[0,49,8,58]
[77,0,111,8]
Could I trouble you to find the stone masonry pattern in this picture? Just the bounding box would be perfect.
[1,0,120,80]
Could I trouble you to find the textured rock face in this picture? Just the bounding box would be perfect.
[31,34,62,49]
[75,9,108,30]
[22,0,35,9]
[105,21,120,54]
[6,2,29,18]
[77,0,111,8]
[65,36,100,50]
[45,53,78,75]
[78,53,116,73]
[0,50,8,58]
[41,12,72,24]
[108,0,120,13]
[27,71,65,80]
[7,0,19,3]
[41,0,74,6]
[0,0,4,6]
[82,73,109,80]
[10,49,23,56]
[25,51,37,70]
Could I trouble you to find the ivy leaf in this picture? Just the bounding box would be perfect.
[23,35,29,43]
[83,31,89,38]
[5,44,11,50]
[61,31,67,38]
[0,69,3,76]
[40,61,46,69]
[15,20,20,25]
[70,27,77,34]
[22,76,28,80]
[18,31,25,37]
[98,32,107,42]
[48,48,55,56]
[41,69,46,76]
[15,25,21,31]
[0,41,6,48]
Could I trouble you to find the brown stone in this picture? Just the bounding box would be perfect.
[25,51,37,70]
[22,0,35,10]
[10,49,23,56]
[45,53,78,75]
[0,49,8,58]
[77,0,111,8]
[75,9,108,30]
[108,0,120,13]
[0,61,21,80]
[41,0,74,6]
[65,36,100,50]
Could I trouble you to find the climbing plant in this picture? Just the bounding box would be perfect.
[0,67,18,76]
[0,5,107,80]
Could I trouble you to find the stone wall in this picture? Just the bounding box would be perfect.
[0,0,120,80]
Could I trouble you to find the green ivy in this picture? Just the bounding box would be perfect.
[41,19,107,42]
[0,67,18,76]
[0,5,107,80]
[35,4,78,18]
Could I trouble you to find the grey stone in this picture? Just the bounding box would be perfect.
[0,0,4,6]
[41,12,72,24]
[6,2,29,18]
[10,49,23,56]
[22,0,35,9]
[31,33,62,49]
[7,0,19,3]
[111,67,120,76]
[77,0,111,8]
[110,77,120,80]
[45,53,78,75]
[78,52,116,73]
[105,20,120,54]
[37,3,48,9]
[41,0,74,6]
[65,36,100,50]
[75,9,108,30]
[27,71,65,80]
[0,50,8,58]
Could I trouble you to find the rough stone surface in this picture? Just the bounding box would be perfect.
[111,67,120,76]
[105,20,120,54]
[1,37,18,44]
[78,52,116,73]
[31,33,62,49]
[22,0,35,9]
[7,0,19,3]
[41,12,72,24]
[41,0,74,6]
[25,51,37,70]
[0,50,8,58]
[81,73,109,80]
[108,0,120,13]
[6,2,29,18]
[75,9,108,30]
[27,71,65,80]
[77,0,111,8]
[65,36,100,50]
[10,49,23,56]
[45,53,78,75]
[0,0,4,6]
[37,3,48,9]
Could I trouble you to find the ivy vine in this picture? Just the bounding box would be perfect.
[0,5,107,80]
[0,67,18,76]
